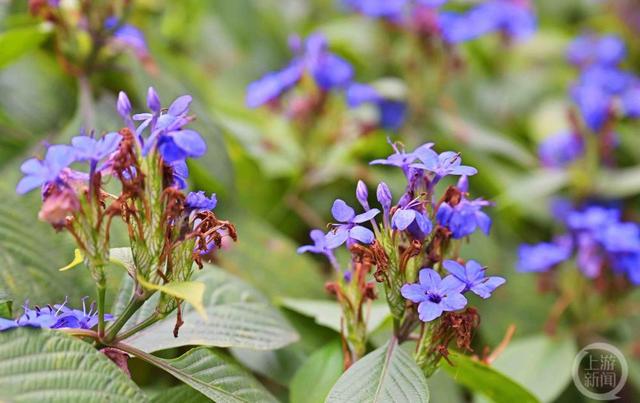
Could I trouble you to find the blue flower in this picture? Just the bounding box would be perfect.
[612,253,640,285]
[16,145,77,194]
[401,268,467,322]
[391,202,432,239]
[567,34,626,67]
[411,149,477,180]
[346,83,407,130]
[246,33,353,108]
[342,0,408,21]
[443,260,505,299]
[517,239,572,272]
[129,89,207,163]
[566,206,620,232]
[71,132,122,168]
[186,191,217,211]
[325,199,379,248]
[1,299,113,332]
[439,0,535,44]
[171,160,189,189]
[105,17,148,58]
[436,198,492,239]
[370,141,433,176]
[538,131,584,168]
[570,84,611,132]
[595,222,640,254]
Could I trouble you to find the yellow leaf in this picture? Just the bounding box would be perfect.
[59,249,84,272]
[137,276,207,319]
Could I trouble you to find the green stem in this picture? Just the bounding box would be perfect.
[96,280,107,339]
[103,294,147,343]
[114,312,164,342]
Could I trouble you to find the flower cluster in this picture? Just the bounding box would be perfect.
[16,87,236,340]
[518,205,640,285]
[246,32,407,131]
[343,0,536,44]
[299,140,504,369]
[28,0,152,73]
[539,33,640,168]
[0,298,113,331]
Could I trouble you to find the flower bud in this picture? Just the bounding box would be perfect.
[147,87,161,113]
[356,180,370,210]
[38,188,80,226]
[457,175,469,193]
[377,182,392,211]
[116,91,132,118]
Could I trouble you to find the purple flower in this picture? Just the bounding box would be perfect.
[439,0,535,44]
[622,85,640,118]
[185,191,217,211]
[538,131,584,168]
[391,202,432,239]
[566,206,620,232]
[376,182,393,212]
[443,260,505,299]
[612,253,640,285]
[171,160,189,189]
[370,141,433,176]
[401,268,467,322]
[567,34,626,67]
[342,0,408,22]
[105,17,148,58]
[411,149,477,180]
[517,239,572,272]
[595,222,640,253]
[346,83,407,130]
[71,132,122,167]
[1,299,113,332]
[436,198,492,239]
[130,89,207,163]
[16,145,77,194]
[325,199,379,248]
[246,33,353,108]
[575,233,603,278]
[570,83,610,132]
[297,229,340,270]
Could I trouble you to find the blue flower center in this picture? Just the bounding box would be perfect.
[425,291,442,304]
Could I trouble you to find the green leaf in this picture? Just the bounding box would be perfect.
[290,341,344,403]
[150,385,210,403]
[122,265,298,352]
[326,340,430,403]
[0,328,146,402]
[442,352,539,403]
[0,290,12,319]
[124,345,278,403]
[594,166,640,198]
[496,169,568,211]
[136,276,206,318]
[219,213,326,299]
[487,335,576,403]
[280,298,390,333]
[434,110,536,167]
[0,24,51,68]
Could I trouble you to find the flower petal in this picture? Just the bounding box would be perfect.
[415,148,439,170]
[417,301,444,322]
[443,260,467,281]
[418,268,441,289]
[400,283,426,303]
[470,276,506,299]
[331,199,355,222]
[391,209,416,230]
[168,95,192,116]
[353,208,380,223]
[440,274,466,294]
[451,165,478,176]
[171,129,207,158]
[441,293,467,311]
[349,225,375,244]
[324,227,349,249]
